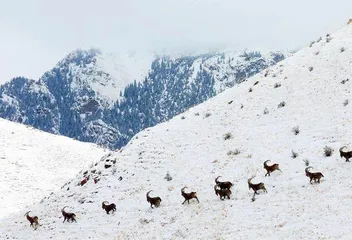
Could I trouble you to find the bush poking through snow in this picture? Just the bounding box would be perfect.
[253,81,259,86]
[323,146,334,157]
[291,150,298,159]
[204,112,211,118]
[112,166,117,175]
[292,126,300,135]
[181,116,185,120]
[223,133,232,140]
[278,101,286,108]
[326,36,332,43]
[227,149,241,156]
[194,112,200,116]
[340,47,346,53]
[343,99,349,106]
[309,41,315,47]
[308,67,314,72]
[314,51,320,55]
[341,79,349,84]
[303,159,310,166]
[164,172,172,181]
[263,108,269,115]
[274,82,281,88]
[249,87,253,93]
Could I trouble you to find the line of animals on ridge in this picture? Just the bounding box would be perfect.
[24,146,352,230]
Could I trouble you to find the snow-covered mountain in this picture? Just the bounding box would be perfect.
[1,24,351,239]
[0,49,284,149]
[0,118,108,220]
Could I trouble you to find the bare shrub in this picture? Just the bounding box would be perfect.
[194,112,200,116]
[205,112,211,118]
[278,101,286,108]
[317,37,322,42]
[341,79,349,84]
[227,149,241,156]
[223,133,232,140]
[164,172,172,181]
[303,159,310,166]
[314,51,320,55]
[292,126,300,135]
[249,87,253,93]
[323,146,334,157]
[309,41,315,47]
[263,108,269,115]
[308,67,314,72]
[343,99,349,106]
[181,116,185,120]
[340,47,346,53]
[240,104,244,109]
[112,166,117,175]
[291,150,298,159]
[274,82,281,88]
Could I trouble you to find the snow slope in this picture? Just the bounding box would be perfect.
[65,50,154,105]
[1,24,352,239]
[0,118,108,219]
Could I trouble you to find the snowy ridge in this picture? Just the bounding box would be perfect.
[0,118,108,219]
[64,49,154,105]
[2,24,352,239]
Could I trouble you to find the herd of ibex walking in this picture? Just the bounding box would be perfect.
[25,146,352,230]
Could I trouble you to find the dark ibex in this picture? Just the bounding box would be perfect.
[146,190,161,208]
[102,201,116,214]
[263,160,282,177]
[215,176,233,190]
[248,176,267,194]
[214,185,231,200]
[61,206,77,223]
[339,146,352,162]
[24,211,40,230]
[305,167,324,184]
[80,175,90,186]
[181,187,199,204]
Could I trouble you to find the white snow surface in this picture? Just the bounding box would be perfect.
[68,51,154,106]
[2,25,352,239]
[0,118,108,219]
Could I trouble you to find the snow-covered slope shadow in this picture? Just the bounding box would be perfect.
[1,25,352,239]
[0,118,108,219]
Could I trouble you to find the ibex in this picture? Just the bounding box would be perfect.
[146,190,161,208]
[215,176,233,190]
[102,201,116,214]
[339,146,352,162]
[263,160,282,177]
[181,187,199,204]
[214,185,231,200]
[61,206,77,223]
[305,167,324,184]
[80,175,90,186]
[24,211,40,230]
[248,176,267,194]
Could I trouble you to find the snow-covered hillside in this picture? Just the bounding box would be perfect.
[0,118,108,219]
[2,25,352,239]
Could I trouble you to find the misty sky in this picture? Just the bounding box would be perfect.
[1,0,352,83]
